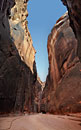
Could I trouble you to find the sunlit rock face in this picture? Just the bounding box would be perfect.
[0,0,42,114]
[41,13,81,114]
[61,0,81,61]
[10,0,36,72]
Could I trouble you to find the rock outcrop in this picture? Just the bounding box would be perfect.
[61,0,81,61]
[0,0,41,114]
[41,13,81,114]
[10,0,36,72]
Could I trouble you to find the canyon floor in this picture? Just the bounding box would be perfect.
[0,113,81,130]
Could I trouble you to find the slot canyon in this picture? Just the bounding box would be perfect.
[0,0,81,130]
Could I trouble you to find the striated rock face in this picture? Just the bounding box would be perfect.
[61,0,81,61]
[10,0,36,72]
[0,0,41,114]
[41,13,81,114]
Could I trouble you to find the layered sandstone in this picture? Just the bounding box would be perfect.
[61,0,81,61]
[41,13,81,114]
[0,0,41,114]
[10,0,36,72]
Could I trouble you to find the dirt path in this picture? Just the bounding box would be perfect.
[0,114,81,130]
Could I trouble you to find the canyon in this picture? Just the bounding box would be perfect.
[0,0,81,119]
[0,0,81,129]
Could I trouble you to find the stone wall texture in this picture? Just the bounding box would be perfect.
[0,0,42,114]
[61,0,81,61]
[41,13,81,114]
[10,0,36,73]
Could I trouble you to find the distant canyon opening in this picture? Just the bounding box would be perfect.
[27,0,67,82]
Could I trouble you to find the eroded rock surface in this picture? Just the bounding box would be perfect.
[10,0,36,72]
[0,0,42,114]
[41,13,81,114]
[61,0,81,61]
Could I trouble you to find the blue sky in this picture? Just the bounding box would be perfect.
[28,0,67,82]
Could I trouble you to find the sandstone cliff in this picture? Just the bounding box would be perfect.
[61,0,81,62]
[0,0,41,114]
[10,0,36,73]
[41,13,81,114]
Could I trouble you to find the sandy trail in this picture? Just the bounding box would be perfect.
[0,114,81,130]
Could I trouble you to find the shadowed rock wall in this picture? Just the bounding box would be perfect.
[0,0,42,114]
[61,0,81,61]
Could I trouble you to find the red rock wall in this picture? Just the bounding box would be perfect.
[61,0,81,61]
[41,13,81,114]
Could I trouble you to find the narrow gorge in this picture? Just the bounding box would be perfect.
[0,0,81,117]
